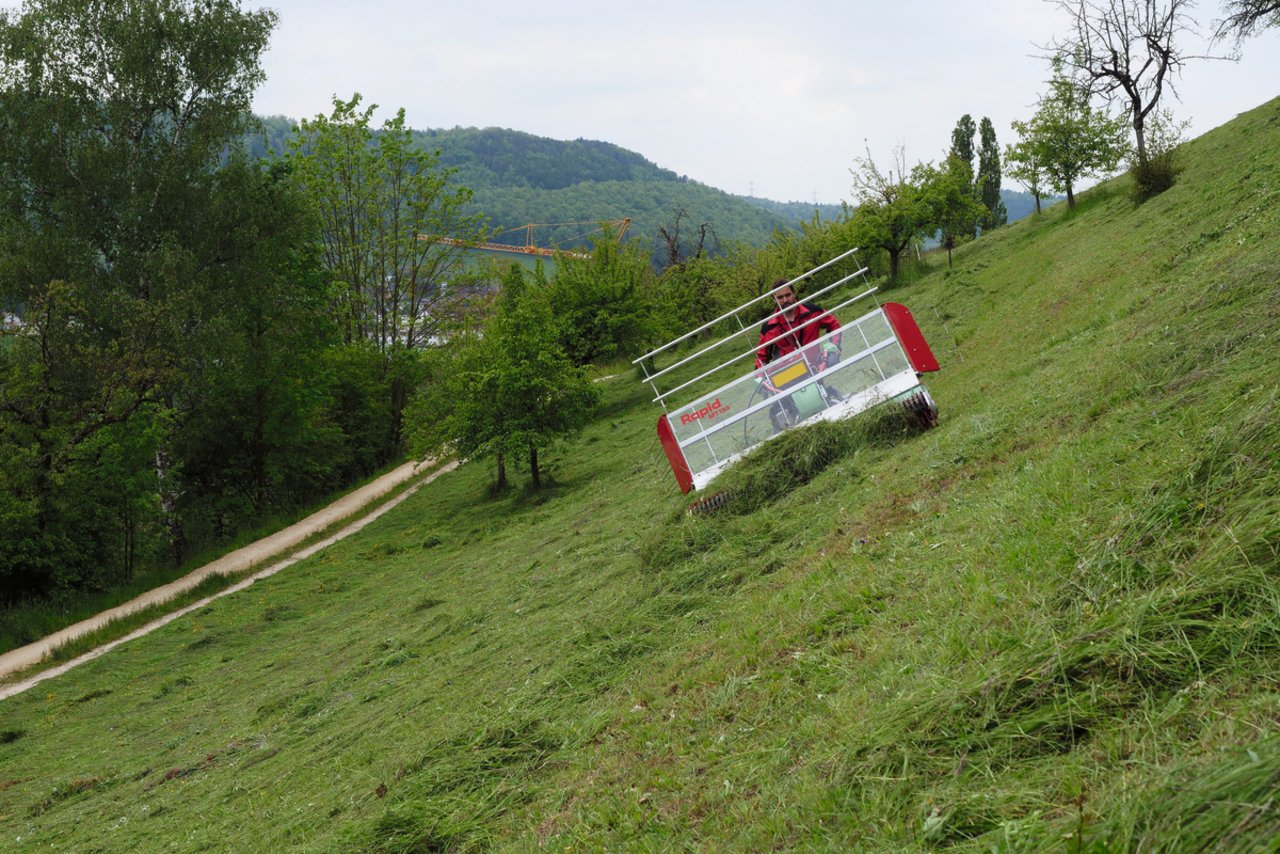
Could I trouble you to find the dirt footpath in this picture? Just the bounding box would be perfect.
[0,458,457,700]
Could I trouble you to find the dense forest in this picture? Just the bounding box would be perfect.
[743,196,847,222]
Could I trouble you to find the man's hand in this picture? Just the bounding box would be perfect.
[820,341,840,371]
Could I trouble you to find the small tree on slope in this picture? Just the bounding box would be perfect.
[1010,63,1129,209]
[409,265,598,491]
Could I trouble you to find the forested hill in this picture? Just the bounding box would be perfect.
[250,117,1053,256]
[744,196,847,223]
[253,117,793,255]
[418,126,681,189]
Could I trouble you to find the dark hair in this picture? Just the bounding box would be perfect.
[772,278,795,294]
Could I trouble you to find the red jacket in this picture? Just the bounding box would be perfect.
[755,302,841,369]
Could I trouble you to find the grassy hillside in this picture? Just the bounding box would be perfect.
[3,98,1279,851]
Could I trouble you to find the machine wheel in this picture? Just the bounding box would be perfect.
[901,390,939,429]
[687,490,733,516]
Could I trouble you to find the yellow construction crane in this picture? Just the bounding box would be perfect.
[424,218,630,258]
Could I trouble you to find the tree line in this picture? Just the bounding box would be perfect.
[0,2,464,607]
[248,118,798,266]
[248,116,1053,270]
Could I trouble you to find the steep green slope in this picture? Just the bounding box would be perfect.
[3,98,1278,851]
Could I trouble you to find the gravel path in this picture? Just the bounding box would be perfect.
[0,458,457,700]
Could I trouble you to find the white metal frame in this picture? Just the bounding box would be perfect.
[639,249,932,491]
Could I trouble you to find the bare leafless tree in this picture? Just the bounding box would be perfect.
[692,221,719,260]
[1043,0,1214,168]
[657,208,717,270]
[657,208,686,269]
[1213,0,1280,45]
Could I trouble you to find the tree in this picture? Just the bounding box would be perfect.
[848,146,933,282]
[919,157,987,268]
[287,95,483,353]
[495,271,600,488]
[1004,138,1050,214]
[169,161,344,547]
[410,327,511,490]
[945,114,980,240]
[409,265,599,492]
[656,207,719,270]
[0,0,280,595]
[949,115,977,174]
[977,117,1008,229]
[547,226,655,366]
[286,94,485,457]
[1044,0,1209,172]
[1213,1,1280,44]
[1010,63,1129,208]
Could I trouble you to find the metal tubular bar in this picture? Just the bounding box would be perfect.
[632,246,862,364]
[670,324,896,436]
[652,287,881,404]
[641,268,869,386]
[683,367,922,490]
[672,337,905,449]
[749,268,872,350]
[653,287,879,405]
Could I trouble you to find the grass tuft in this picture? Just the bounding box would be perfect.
[706,412,913,516]
[28,776,115,817]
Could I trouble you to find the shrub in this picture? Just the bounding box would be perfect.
[1130,108,1190,203]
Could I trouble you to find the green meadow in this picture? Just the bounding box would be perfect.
[1,97,1278,851]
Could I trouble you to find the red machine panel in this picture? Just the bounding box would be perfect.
[656,414,694,494]
[883,302,940,373]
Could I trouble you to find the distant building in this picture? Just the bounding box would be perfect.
[2,311,22,332]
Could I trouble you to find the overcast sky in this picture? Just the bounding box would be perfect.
[246,1,1280,203]
[24,0,1280,204]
